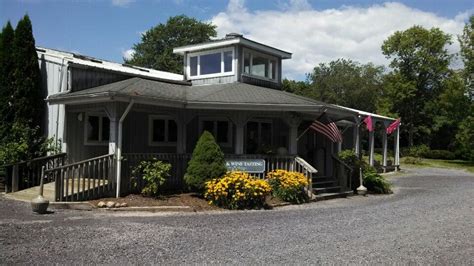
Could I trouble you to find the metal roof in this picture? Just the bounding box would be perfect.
[37,47,184,81]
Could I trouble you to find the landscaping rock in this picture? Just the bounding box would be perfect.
[106,201,116,208]
[119,202,128,207]
[97,201,106,208]
[114,202,122,208]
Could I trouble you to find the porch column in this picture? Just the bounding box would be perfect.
[382,121,388,172]
[233,113,247,155]
[176,111,186,154]
[354,116,361,156]
[106,103,119,155]
[368,130,375,167]
[394,125,400,170]
[284,115,302,155]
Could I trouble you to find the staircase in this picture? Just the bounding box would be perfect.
[310,155,354,201]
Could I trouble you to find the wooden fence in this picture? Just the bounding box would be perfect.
[4,153,67,192]
[45,154,115,202]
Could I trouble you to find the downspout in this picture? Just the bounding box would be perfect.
[55,57,66,152]
[116,100,135,198]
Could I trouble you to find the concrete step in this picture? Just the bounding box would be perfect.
[313,190,354,201]
[313,186,342,193]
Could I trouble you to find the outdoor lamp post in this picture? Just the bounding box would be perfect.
[356,167,367,195]
[31,166,50,214]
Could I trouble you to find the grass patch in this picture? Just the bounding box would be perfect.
[401,157,474,173]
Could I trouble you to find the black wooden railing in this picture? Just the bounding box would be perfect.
[331,155,353,191]
[4,153,67,192]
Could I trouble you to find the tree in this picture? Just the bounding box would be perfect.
[184,131,227,192]
[381,26,452,146]
[459,15,474,99]
[0,21,15,140]
[304,59,385,113]
[125,15,217,74]
[11,15,44,129]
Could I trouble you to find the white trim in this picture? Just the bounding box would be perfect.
[187,47,235,80]
[241,48,279,83]
[148,115,178,147]
[84,112,110,146]
[198,116,233,147]
[173,37,292,59]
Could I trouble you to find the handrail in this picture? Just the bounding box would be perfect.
[295,157,318,174]
[331,155,353,172]
[3,153,67,167]
[45,154,114,172]
[331,154,353,191]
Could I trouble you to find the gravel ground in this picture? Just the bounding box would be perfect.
[0,167,473,264]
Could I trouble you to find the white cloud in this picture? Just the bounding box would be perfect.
[122,49,135,61]
[211,1,471,80]
[111,0,135,8]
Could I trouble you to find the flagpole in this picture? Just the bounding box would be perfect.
[296,106,328,141]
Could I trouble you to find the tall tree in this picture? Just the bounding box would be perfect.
[458,15,474,99]
[125,15,217,74]
[381,26,452,146]
[0,21,15,140]
[304,59,385,113]
[11,15,43,129]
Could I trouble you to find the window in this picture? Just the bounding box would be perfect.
[246,120,273,154]
[200,118,232,147]
[242,49,278,81]
[84,114,110,145]
[187,48,234,79]
[148,115,178,146]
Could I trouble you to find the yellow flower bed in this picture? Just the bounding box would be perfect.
[266,169,309,204]
[205,171,272,209]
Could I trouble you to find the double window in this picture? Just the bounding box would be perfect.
[200,118,232,147]
[246,120,273,154]
[148,115,177,146]
[84,113,110,145]
[243,49,277,81]
[188,48,234,79]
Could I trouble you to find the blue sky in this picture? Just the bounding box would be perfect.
[1,0,472,79]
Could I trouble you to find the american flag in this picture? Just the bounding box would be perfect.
[309,113,343,143]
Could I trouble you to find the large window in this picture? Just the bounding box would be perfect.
[148,115,178,146]
[246,120,273,154]
[200,118,232,147]
[188,48,234,79]
[84,113,110,145]
[243,49,277,81]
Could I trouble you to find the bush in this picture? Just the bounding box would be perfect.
[363,167,392,194]
[423,149,456,160]
[401,144,430,158]
[184,131,227,192]
[402,156,423,165]
[266,169,309,204]
[131,159,171,197]
[204,171,271,209]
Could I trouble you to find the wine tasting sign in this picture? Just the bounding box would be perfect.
[225,159,266,173]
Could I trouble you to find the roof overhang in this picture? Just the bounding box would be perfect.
[333,105,396,122]
[173,37,292,59]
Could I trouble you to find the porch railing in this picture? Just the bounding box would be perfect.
[331,155,353,191]
[45,154,116,202]
[4,153,67,193]
[294,156,318,193]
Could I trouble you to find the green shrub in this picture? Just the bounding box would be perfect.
[423,149,456,160]
[455,115,474,161]
[363,167,392,194]
[266,169,309,204]
[185,131,227,192]
[131,159,171,197]
[204,171,272,209]
[402,156,423,165]
[401,144,430,158]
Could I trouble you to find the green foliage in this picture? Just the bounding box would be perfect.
[455,115,474,161]
[363,167,392,194]
[402,156,423,165]
[125,15,216,74]
[185,131,227,192]
[131,159,171,197]
[12,15,43,128]
[401,144,430,158]
[458,15,474,99]
[266,170,309,204]
[0,21,15,140]
[423,150,455,160]
[380,26,452,146]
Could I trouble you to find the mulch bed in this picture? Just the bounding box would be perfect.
[89,193,288,211]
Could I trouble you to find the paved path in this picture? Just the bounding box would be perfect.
[0,167,473,264]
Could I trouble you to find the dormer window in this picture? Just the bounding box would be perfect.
[243,49,278,81]
[187,48,234,79]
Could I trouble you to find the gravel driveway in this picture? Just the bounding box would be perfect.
[1,167,473,264]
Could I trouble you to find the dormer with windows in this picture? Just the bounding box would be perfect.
[173,33,292,89]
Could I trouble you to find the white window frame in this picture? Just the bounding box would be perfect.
[148,115,178,146]
[187,47,235,80]
[199,117,233,148]
[84,113,110,146]
[241,48,279,83]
